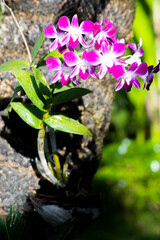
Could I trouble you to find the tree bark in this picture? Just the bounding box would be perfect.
[0,0,136,215]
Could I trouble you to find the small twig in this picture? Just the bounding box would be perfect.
[1,0,32,64]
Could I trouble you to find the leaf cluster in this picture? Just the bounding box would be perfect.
[0,32,92,137]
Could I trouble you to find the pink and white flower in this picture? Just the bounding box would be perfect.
[91,19,118,50]
[58,14,93,49]
[111,62,148,92]
[64,50,97,80]
[44,15,160,93]
[46,57,76,85]
[126,38,144,65]
[44,25,68,53]
[86,41,125,79]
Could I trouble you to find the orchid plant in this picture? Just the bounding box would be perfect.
[0,2,160,188]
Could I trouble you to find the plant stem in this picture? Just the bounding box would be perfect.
[1,0,32,64]
[49,126,57,153]
[37,126,64,187]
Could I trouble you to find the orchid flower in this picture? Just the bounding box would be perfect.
[58,14,93,48]
[44,25,68,53]
[46,57,77,85]
[86,41,125,79]
[126,38,144,65]
[145,60,160,90]
[64,50,97,80]
[91,19,118,50]
[111,62,148,92]
[44,15,160,93]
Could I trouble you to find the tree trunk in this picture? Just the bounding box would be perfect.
[0,0,135,216]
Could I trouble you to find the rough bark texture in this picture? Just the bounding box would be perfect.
[0,0,135,216]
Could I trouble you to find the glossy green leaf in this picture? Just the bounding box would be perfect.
[13,69,46,112]
[32,67,51,99]
[10,82,23,103]
[6,82,23,116]
[36,49,65,68]
[53,81,77,94]
[52,87,92,106]
[11,102,43,129]
[44,114,92,136]
[0,60,30,72]
[31,32,45,61]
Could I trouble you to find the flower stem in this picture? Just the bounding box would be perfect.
[1,0,32,64]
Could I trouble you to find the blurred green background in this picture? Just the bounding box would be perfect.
[77,0,160,239]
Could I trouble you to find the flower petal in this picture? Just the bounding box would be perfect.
[71,77,79,85]
[86,51,101,66]
[146,74,153,90]
[93,23,101,37]
[46,57,62,71]
[61,33,70,46]
[128,62,138,72]
[82,49,89,59]
[58,16,70,31]
[133,77,141,89]
[110,65,125,79]
[58,44,67,54]
[64,52,79,67]
[52,71,62,83]
[123,82,132,92]
[135,62,148,76]
[69,37,79,48]
[70,65,80,78]
[79,68,89,80]
[79,35,87,47]
[99,64,107,79]
[106,26,118,37]
[80,21,93,34]
[101,42,109,55]
[50,40,58,51]
[44,24,57,38]
[112,43,125,57]
[115,79,124,91]
[94,41,102,50]
[71,14,79,28]
[61,75,70,85]
[103,20,113,30]
[127,43,136,53]
[88,39,94,47]
[90,66,97,78]
[153,60,160,73]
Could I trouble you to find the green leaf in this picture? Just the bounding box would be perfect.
[11,102,43,129]
[36,50,65,68]
[6,82,23,116]
[44,114,92,136]
[52,87,92,106]
[10,82,23,103]
[0,60,30,72]
[32,67,51,99]
[13,69,47,112]
[53,81,77,94]
[31,32,45,61]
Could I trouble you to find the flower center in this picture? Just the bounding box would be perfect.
[124,71,134,84]
[80,59,89,73]
[102,52,115,68]
[69,27,80,41]
[62,66,72,80]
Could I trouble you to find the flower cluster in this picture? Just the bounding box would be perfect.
[44,14,160,92]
